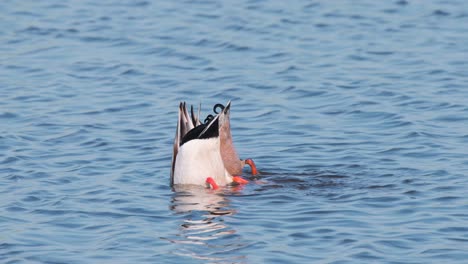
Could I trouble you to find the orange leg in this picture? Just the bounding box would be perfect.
[244,158,258,175]
[233,176,249,184]
[206,177,219,190]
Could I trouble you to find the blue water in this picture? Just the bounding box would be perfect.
[2,0,468,263]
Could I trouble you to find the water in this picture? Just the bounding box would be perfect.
[1,0,468,263]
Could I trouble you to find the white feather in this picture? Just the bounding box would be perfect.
[173,137,232,186]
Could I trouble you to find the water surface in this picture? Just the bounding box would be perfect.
[2,0,468,263]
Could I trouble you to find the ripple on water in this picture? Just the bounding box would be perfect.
[2,0,468,263]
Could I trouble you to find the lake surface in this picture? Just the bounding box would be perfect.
[2,0,468,263]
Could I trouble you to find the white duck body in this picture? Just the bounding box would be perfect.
[173,137,232,186]
[171,101,237,187]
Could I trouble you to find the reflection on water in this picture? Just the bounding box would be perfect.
[171,185,235,214]
[166,185,246,263]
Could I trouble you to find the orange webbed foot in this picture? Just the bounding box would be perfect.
[244,158,258,175]
[206,177,219,190]
[232,176,249,184]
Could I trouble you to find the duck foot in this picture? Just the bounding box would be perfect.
[233,176,249,184]
[206,177,219,190]
[244,158,258,175]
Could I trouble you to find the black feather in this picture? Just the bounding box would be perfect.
[180,117,219,146]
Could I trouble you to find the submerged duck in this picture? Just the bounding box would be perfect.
[171,101,258,189]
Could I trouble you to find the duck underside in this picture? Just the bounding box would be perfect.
[173,138,232,186]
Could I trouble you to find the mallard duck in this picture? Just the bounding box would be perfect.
[171,101,257,189]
